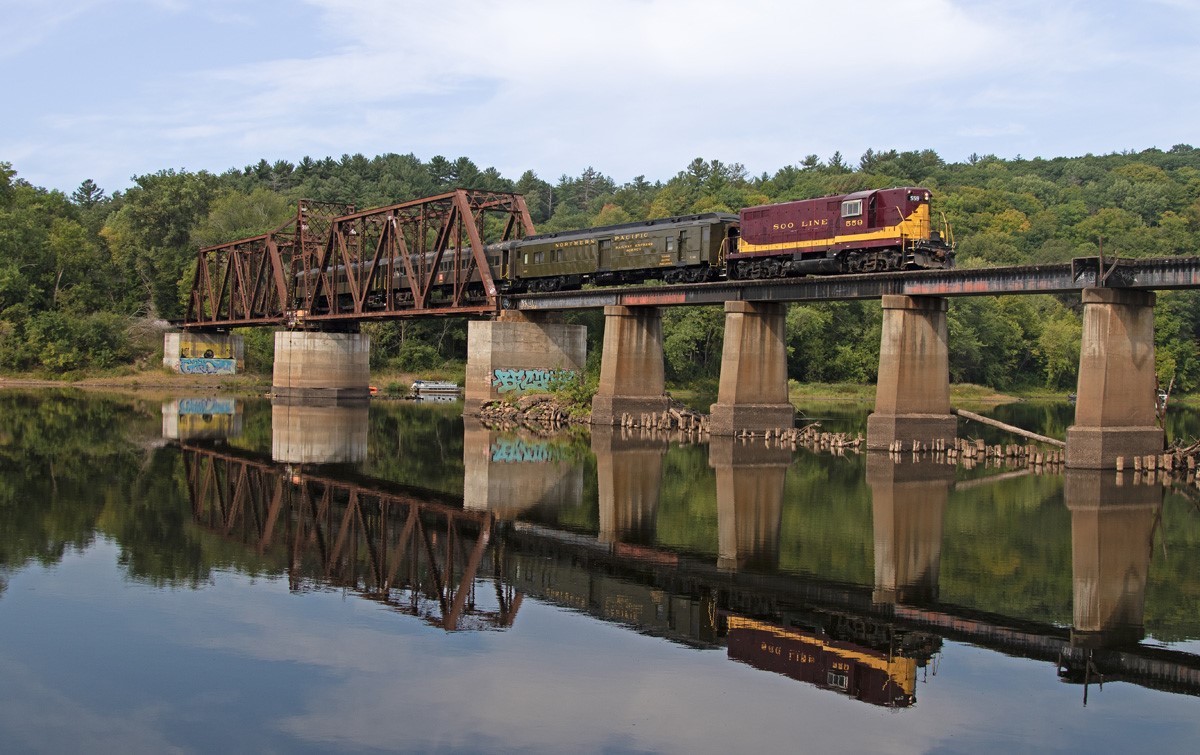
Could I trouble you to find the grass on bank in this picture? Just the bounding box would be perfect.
[9,357,1192,412]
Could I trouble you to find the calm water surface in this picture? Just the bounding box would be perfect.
[2,389,1199,754]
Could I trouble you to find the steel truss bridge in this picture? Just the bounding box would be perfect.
[184,443,519,631]
[181,191,1200,330]
[184,190,534,329]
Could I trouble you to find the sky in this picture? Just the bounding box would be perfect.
[1,0,1197,196]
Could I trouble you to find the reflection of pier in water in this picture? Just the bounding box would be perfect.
[501,436,1200,701]
[271,397,368,465]
[463,419,584,518]
[183,443,518,631]
[182,429,1200,702]
[162,397,243,441]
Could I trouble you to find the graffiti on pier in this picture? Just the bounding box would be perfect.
[180,358,237,375]
[178,398,237,415]
[491,368,577,393]
[491,437,572,463]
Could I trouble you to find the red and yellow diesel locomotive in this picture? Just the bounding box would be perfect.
[730,186,954,279]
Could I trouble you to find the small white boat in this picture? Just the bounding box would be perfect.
[410,380,461,396]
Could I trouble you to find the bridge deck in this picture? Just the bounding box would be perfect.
[511,256,1200,311]
[180,255,1200,328]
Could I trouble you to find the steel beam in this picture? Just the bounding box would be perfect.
[511,256,1200,311]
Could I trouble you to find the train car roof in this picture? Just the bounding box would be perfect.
[524,212,739,242]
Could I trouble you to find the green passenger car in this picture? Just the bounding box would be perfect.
[506,213,739,292]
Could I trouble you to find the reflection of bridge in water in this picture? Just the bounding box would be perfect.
[184,443,518,631]
[175,406,1200,706]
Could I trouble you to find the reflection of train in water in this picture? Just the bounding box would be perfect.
[724,615,923,708]
[299,187,954,311]
[503,534,939,707]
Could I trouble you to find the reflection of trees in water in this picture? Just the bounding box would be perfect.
[4,390,1200,642]
[940,473,1073,623]
[0,390,221,588]
[361,402,467,496]
[0,391,139,574]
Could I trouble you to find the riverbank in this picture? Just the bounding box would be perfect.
[0,370,271,398]
[5,368,1189,409]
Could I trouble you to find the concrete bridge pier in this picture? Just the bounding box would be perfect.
[591,306,670,425]
[1064,470,1160,648]
[465,311,587,412]
[1066,288,1163,469]
[273,330,371,401]
[710,437,790,572]
[592,427,665,545]
[164,331,244,374]
[709,301,795,435]
[866,295,957,451]
[868,454,953,605]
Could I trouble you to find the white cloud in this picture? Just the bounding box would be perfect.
[1,0,1196,191]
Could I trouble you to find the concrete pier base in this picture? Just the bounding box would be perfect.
[709,302,795,435]
[866,295,956,451]
[591,306,669,425]
[868,454,953,605]
[1066,288,1163,469]
[465,312,586,412]
[1064,470,1160,648]
[272,331,370,401]
[164,332,244,374]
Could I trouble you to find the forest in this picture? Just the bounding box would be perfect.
[2,144,1200,392]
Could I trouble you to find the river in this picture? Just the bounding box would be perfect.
[1,388,1198,753]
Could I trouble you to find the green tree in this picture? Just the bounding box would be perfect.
[190,187,294,250]
[663,307,724,382]
[101,169,219,319]
[1037,308,1082,389]
[70,178,106,208]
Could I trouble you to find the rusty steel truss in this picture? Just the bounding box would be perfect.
[183,443,521,631]
[183,190,535,329]
[185,200,353,328]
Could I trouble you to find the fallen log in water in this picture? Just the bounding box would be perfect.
[952,408,1066,448]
